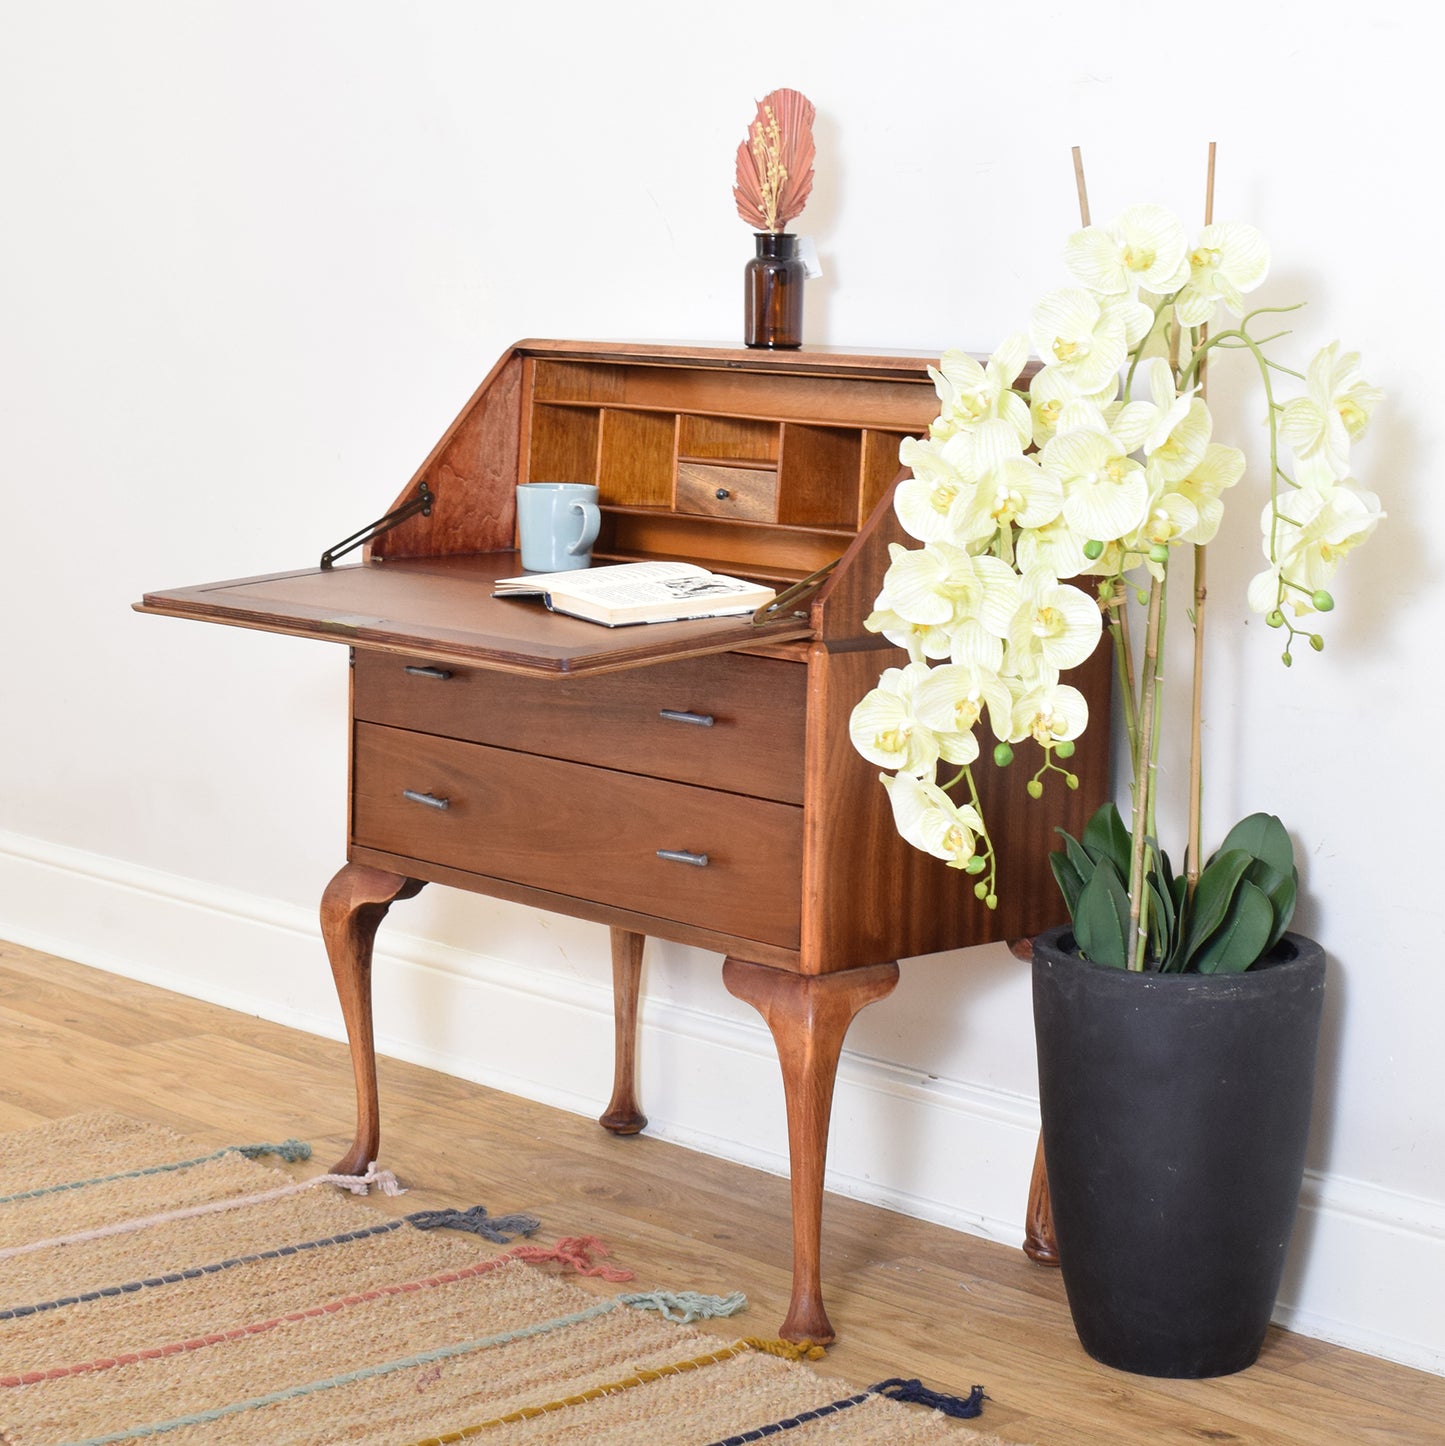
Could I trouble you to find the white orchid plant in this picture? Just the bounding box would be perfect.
[850,201,1384,973]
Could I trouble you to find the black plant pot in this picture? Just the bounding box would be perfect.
[1032,925,1326,1378]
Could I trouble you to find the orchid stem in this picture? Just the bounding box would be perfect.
[1129,570,1167,971]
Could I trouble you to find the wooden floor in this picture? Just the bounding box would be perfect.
[1,939,1440,1445]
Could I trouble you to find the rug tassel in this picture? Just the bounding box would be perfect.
[622,1289,748,1323]
[740,1336,828,1362]
[234,1139,312,1163]
[406,1205,542,1243]
[511,1235,634,1281]
[322,1163,405,1197]
[871,1379,985,1419]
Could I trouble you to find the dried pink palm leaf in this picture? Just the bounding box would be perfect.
[734,88,816,233]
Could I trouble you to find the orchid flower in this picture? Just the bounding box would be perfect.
[881,771,986,869]
[847,662,940,776]
[1064,203,1191,297]
[1247,480,1385,614]
[927,338,1033,448]
[1173,221,1270,326]
[1279,342,1385,492]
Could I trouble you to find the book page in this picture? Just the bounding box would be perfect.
[494,560,706,597]
[561,572,761,608]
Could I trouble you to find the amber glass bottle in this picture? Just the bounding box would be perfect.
[744,232,804,348]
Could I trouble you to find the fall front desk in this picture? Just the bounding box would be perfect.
[137,340,1109,1342]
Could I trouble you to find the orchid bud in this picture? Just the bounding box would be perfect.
[1311,590,1335,612]
[1065,773,1079,790]
[1310,633,1325,652]
[985,893,998,910]
[1149,543,1169,564]
[974,880,988,899]
[1083,539,1104,560]
[1266,609,1284,628]
[1281,651,1293,667]
[1054,740,1075,759]
[1027,779,1043,799]
[993,742,1014,767]
[965,855,985,874]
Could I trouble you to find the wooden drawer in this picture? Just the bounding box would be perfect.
[676,460,779,522]
[352,648,806,804]
[352,723,804,948]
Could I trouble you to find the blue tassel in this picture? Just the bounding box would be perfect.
[622,1289,749,1322]
[235,1139,312,1162]
[406,1205,541,1242]
[871,1379,984,1419]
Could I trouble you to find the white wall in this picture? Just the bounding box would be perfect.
[3,0,1441,1373]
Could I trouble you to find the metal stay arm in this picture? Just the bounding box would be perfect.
[320,482,435,570]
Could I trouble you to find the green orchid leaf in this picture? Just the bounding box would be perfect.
[1178,848,1255,969]
[1254,863,1298,951]
[1143,838,1177,968]
[1055,828,1097,887]
[1146,875,1174,967]
[1216,813,1295,878]
[1152,836,1175,891]
[1074,857,1130,969]
[1049,850,1086,918]
[1193,879,1275,974]
[1082,802,1132,876]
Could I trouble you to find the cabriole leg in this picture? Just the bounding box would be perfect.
[599,927,648,1134]
[320,862,424,1175]
[1024,1134,1059,1264]
[722,956,900,1344]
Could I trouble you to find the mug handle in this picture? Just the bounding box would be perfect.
[568,500,601,556]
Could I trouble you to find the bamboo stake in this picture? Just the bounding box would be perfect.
[1073,149,1142,747]
[1185,143,1218,901]
[1071,146,1091,226]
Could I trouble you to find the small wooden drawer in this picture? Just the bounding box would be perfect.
[352,723,803,947]
[352,648,806,803]
[676,461,779,522]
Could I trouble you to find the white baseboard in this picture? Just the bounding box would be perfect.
[0,827,1440,1376]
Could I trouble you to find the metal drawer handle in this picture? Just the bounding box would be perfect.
[402,789,450,811]
[656,848,709,867]
[658,709,715,728]
[404,665,453,680]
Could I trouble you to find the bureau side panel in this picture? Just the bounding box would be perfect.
[370,348,525,559]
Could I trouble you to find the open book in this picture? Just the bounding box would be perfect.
[493,560,775,628]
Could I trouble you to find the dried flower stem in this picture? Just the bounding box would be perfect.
[752,106,787,232]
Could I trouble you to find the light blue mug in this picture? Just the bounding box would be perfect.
[516,482,601,572]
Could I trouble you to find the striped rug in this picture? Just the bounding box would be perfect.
[0,1113,1004,1444]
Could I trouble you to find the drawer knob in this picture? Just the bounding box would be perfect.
[715,487,730,500]
[404,665,453,680]
[402,789,450,811]
[656,848,709,867]
[658,709,715,728]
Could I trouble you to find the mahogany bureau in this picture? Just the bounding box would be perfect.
[138,340,1109,1341]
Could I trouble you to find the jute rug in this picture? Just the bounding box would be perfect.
[0,1113,1014,1445]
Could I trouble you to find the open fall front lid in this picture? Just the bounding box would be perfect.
[135,553,817,677]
